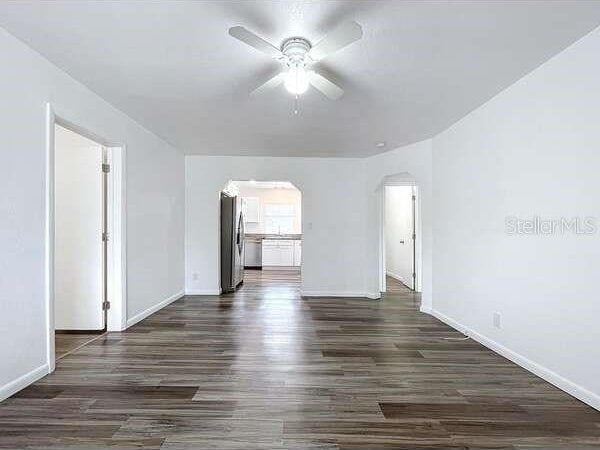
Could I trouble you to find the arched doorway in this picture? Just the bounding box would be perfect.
[219,180,303,293]
[377,173,422,295]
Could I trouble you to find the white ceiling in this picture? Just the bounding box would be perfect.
[1,1,600,157]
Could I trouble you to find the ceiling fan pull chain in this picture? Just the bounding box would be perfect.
[294,95,300,116]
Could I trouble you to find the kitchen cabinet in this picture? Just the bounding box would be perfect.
[262,239,295,266]
[279,241,294,266]
[261,242,279,266]
[241,197,259,223]
[293,240,301,266]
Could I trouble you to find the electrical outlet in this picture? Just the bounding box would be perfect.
[192,272,199,281]
[493,312,502,329]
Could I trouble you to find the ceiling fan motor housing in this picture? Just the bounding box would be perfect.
[281,37,311,66]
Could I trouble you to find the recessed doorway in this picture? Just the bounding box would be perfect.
[384,185,416,290]
[220,180,302,293]
[379,180,422,297]
[46,107,126,370]
[53,125,107,359]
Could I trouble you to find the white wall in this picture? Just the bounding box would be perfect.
[0,27,184,400]
[54,125,104,330]
[431,27,600,408]
[185,148,434,303]
[235,185,302,235]
[385,185,414,288]
[185,155,370,297]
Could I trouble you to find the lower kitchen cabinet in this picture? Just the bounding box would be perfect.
[262,239,301,267]
[293,240,301,266]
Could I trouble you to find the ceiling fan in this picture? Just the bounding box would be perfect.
[229,21,363,100]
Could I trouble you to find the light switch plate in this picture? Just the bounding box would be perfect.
[493,312,502,329]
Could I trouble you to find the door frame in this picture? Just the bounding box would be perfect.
[379,181,422,294]
[45,104,127,372]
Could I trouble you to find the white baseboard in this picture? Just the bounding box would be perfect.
[386,270,406,283]
[0,363,49,402]
[426,307,600,412]
[185,289,221,296]
[126,290,184,328]
[301,290,381,300]
[386,271,414,289]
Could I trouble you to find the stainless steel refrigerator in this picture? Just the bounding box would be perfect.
[220,192,245,293]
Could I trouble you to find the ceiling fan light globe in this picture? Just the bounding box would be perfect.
[284,65,309,95]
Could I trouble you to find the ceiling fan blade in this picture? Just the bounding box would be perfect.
[229,26,283,58]
[251,72,285,96]
[308,21,362,61]
[309,71,344,100]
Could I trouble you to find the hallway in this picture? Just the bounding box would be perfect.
[1,271,599,449]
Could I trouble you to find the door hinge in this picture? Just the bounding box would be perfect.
[102,232,109,242]
[102,301,111,311]
[412,195,416,201]
[102,163,111,173]
[412,272,416,279]
[412,233,416,240]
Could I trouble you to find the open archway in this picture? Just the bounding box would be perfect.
[219,179,303,293]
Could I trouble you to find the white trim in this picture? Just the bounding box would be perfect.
[126,291,185,328]
[386,270,410,286]
[45,105,56,374]
[419,305,432,314]
[301,290,381,299]
[106,145,127,331]
[379,184,386,292]
[425,307,600,412]
[0,364,49,402]
[186,289,221,296]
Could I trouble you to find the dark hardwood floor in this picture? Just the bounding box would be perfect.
[385,275,413,293]
[1,270,599,449]
[55,332,105,360]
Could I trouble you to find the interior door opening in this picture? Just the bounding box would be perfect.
[219,180,302,292]
[383,185,417,293]
[53,124,107,360]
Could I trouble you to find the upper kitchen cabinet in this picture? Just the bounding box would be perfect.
[241,197,259,223]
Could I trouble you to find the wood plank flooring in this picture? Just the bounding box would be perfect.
[55,332,105,360]
[1,270,599,449]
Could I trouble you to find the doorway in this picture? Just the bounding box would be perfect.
[382,184,418,292]
[46,106,126,370]
[220,180,303,292]
[53,125,107,359]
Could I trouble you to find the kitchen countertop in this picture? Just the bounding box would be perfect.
[245,233,302,241]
